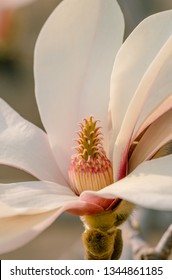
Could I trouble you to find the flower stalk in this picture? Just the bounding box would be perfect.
[81,210,123,260]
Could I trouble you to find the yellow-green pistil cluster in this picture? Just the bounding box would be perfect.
[68,116,113,195]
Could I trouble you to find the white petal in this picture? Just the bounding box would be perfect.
[0,98,66,184]
[0,0,35,9]
[0,209,62,254]
[87,155,172,211]
[112,33,172,180]
[132,37,172,141]
[34,0,124,180]
[0,181,78,218]
[110,10,172,144]
[129,109,172,172]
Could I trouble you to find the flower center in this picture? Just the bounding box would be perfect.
[68,116,113,195]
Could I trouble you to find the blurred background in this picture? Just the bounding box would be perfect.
[0,0,171,259]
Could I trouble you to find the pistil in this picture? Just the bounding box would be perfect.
[68,116,113,195]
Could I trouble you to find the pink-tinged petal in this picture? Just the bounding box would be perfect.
[129,109,172,172]
[0,0,35,9]
[110,10,172,145]
[63,200,104,216]
[85,155,172,211]
[0,98,66,185]
[0,181,78,218]
[112,34,172,180]
[0,209,63,254]
[80,191,116,210]
[34,0,124,181]
[133,95,172,141]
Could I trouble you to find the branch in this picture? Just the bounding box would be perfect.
[128,217,172,260]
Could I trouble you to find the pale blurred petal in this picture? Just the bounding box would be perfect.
[0,98,66,185]
[34,0,124,181]
[0,210,62,254]
[129,109,172,172]
[112,34,172,180]
[0,10,13,41]
[84,155,172,211]
[0,0,35,9]
[0,181,78,218]
[110,10,172,144]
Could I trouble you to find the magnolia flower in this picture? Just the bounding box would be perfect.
[0,0,172,256]
[0,0,35,10]
[0,0,36,54]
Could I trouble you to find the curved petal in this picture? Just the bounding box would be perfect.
[113,34,172,180]
[0,0,35,9]
[0,198,105,255]
[132,37,172,141]
[133,95,172,141]
[80,192,115,210]
[0,209,62,254]
[0,180,106,218]
[0,98,66,185]
[64,200,104,216]
[84,155,172,211]
[0,180,78,218]
[34,0,124,181]
[129,109,172,172]
[153,141,172,158]
[110,10,172,144]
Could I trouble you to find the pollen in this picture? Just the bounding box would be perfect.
[68,116,113,195]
